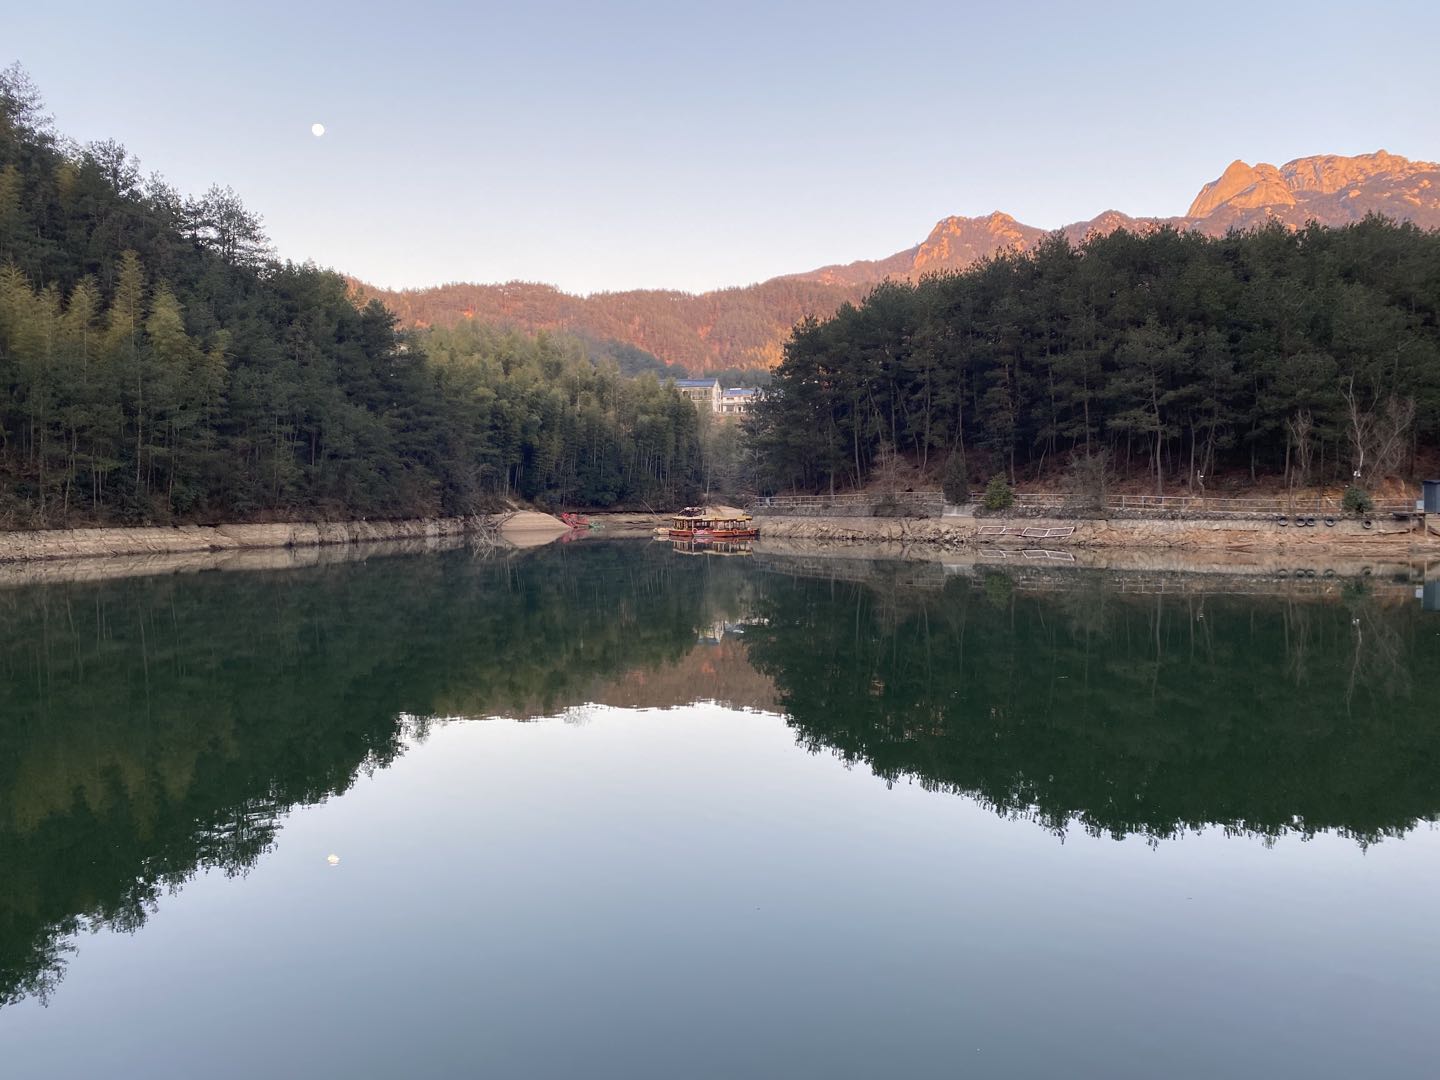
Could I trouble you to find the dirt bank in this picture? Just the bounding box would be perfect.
[756,512,1439,556]
[497,511,575,548]
[0,512,573,565]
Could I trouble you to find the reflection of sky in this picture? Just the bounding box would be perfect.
[8,1,1440,294]
[5,706,1436,1079]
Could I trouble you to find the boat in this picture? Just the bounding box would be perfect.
[666,504,759,541]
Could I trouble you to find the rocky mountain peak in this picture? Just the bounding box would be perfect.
[1187,151,1434,219]
[1280,149,1410,193]
[911,212,1044,273]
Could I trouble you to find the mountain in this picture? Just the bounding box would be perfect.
[1182,150,1440,232]
[359,151,1440,374]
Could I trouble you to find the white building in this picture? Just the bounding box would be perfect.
[675,378,722,411]
[675,379,763,418]
[719,387,761,417]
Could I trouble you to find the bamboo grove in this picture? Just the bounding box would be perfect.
[750,219,1440,494]
[0,66,704,525]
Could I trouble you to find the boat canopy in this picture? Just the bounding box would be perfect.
[670,504,751,525]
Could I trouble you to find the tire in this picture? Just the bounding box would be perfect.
[1362,518,1374,530]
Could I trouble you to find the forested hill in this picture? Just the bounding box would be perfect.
[351,276,858,376]
[0,66,705,527]
[361,151,1440,375]
[750,220,1440,494]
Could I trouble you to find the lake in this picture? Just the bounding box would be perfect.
[1,541,1437,1078]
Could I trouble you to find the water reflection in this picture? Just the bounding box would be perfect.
[745,560,1440,846]
[1,541,1437,1006]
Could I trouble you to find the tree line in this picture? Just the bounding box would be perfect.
[0,65,704,525]
[749,219,1440,495]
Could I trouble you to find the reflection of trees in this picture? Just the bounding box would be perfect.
[745,568,1440,848]
[1343,584,1411,709]
[0,543,744,1007]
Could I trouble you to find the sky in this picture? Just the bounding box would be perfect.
[7,0,1439,294]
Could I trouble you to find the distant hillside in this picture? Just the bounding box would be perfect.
[352,277,858,375]
[359,151,1440,374]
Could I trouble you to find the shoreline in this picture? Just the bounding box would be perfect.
[0,512,573,566]
[1,520,1431,593]
[0,535,473,588]
[4,508,1437,582]
[753,511,1440,556]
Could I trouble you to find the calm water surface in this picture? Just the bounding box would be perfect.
[1,542,1437,1078]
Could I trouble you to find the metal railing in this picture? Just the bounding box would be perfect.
[754,490,1415,517]
[753,493,882,507]
[1015,492,1415,516]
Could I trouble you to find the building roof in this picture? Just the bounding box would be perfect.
[675,378,720,389]
[722,387,761,397]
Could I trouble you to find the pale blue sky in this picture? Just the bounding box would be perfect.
[8,0,1438,293]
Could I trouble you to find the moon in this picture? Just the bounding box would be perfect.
[311,122,326,137]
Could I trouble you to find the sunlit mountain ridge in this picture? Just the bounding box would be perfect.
[356,151,1440,374]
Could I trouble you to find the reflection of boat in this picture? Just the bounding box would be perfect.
[667,505,759,541]
[671,539,753,556]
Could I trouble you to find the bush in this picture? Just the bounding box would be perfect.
[1342,485,1374,517]
[942,453,970,504]
[983,474,1015,511]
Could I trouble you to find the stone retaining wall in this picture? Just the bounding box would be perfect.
[757,513,1435,554]
[0,518,475,563]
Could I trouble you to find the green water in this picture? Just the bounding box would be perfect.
[1,542,1437,1078]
